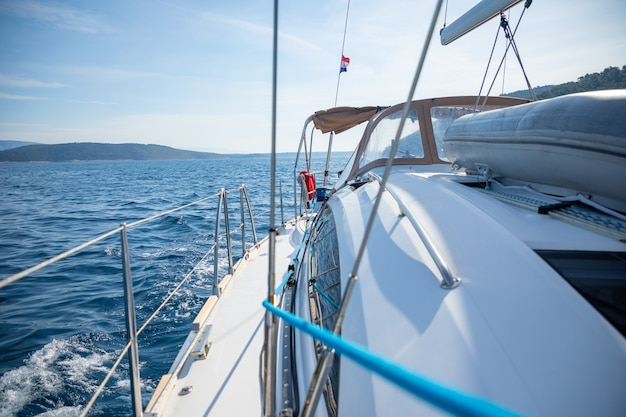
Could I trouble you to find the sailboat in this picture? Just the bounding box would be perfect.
[142,93,626,416]
[3,0,624,416]
[142,0,626,416]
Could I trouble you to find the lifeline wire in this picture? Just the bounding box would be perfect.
[0,192,220,289]
[77,192,230,416]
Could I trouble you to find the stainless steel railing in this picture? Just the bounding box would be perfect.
[0,184,261,417]
[368,173,460,289]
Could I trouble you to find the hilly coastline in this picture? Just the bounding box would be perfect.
[0,142,228,162]
[2,66,623,162]
[504,65,626,99]
[0,140,40,151]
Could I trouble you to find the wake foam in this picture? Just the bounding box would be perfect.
[0,336,116,417]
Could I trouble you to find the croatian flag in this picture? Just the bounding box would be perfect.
[340,55,350,73]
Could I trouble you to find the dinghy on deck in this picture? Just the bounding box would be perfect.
[443,90,626,212]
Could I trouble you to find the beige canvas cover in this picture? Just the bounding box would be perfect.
[312,106,386,134]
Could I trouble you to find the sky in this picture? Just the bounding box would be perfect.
[0,0,624,153]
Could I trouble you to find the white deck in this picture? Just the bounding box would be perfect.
[145,222,299,417]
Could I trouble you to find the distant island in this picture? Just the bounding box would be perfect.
[0,142,231,162]
[0,140,40,151]
[504,65,626,99]
[2,66,623,162]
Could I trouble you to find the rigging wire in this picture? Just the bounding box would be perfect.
[499,4,535,99]
[477,0,534,109]
[345,0,447,338]
[501,10,509,96]
[334,0,351,107]
[299,4,446,415]
[326,0,351,192]
[475,22,503,109]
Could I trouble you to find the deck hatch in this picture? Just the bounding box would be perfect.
[536,250,626,337]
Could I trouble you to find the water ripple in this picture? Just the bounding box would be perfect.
[0,155,349,415]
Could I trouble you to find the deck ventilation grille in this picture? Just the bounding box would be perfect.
[481,189,626,241]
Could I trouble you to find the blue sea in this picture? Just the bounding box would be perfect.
[0,153,349,417]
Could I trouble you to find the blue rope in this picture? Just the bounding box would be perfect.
[274,269,293,295]
[311,282,339,310]
[263,300,527,417]
[274,215,314,295]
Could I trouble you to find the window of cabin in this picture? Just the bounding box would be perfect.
[309,205,342,416]
[536,250,626,337]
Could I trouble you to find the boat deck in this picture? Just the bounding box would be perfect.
[146,221,299,417]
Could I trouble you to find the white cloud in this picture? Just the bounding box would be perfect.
[0,92,45,100]
[0,0,116,34]
[0,74,68,89]
[197,11,322,54]
[1,0,624,155]
[64,66,161,82]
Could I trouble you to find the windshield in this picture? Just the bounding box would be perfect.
[338,97,528,184]
[430,106,479,161]
[360,108,423,168]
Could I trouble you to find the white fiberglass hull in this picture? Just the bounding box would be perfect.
[320,167,626,416]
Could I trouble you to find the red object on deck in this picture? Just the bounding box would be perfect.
[300,170,316,200]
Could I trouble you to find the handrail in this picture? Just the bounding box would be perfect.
[0,185,260,416]
[370,173,460,289]
[263,300,527,417]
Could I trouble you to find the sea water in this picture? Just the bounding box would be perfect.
[0,154,349,416]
